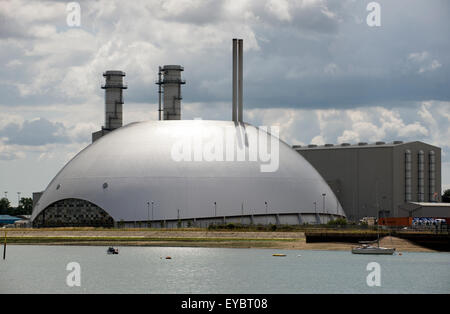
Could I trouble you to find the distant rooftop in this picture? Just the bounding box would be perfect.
[293,141,439,150]
[0,215,20,219]
[408,202,450,207]
[0,215,21,223]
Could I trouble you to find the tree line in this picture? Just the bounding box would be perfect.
[0,197,33,216]
[443,189,450,203]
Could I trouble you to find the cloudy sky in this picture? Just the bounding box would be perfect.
[0,0,449,205]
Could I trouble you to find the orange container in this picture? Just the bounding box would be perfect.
[378,217,412,226]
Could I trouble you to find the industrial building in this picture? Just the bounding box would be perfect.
[294,141,444,221]
[31,39,344,228]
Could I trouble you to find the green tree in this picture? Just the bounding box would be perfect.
[327,218,348,226]
[16,197,33,215]
[443,189,450,203]
[0,197,12,215]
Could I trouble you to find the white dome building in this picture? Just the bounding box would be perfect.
[31,120,345,227]
[32,42,346,227]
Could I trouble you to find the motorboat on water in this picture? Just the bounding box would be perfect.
[107,247,119,255]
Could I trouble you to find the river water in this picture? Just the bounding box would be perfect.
[0,245,448,294]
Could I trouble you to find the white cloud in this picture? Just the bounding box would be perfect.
[6,59,22,67]
[408,51,429,62]
[243,103,450,160]
[324,63,338,75]
[0,113,24,129]
[265,0,292,22]
[337,130,359,143]
[0,138,26,160]
[311,135,325,145]
[397,122,428,138]
[408,51,442,73]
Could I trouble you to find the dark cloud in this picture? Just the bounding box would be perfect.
[0,0,448,112]
[0,13,31,39]
[125,0,449,110]
[0,118,70,146]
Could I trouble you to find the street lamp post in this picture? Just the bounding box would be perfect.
[265,201,268,225]
[147,202,150,227]
[313,201,318,224]
[336,189,340,216]
[322,193,326,215]
[151,201,154,221]
[214,202,217,217]
[382,196,387,218]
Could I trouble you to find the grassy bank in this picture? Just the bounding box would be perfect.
[1,227,441,252]
[6,236,296,244]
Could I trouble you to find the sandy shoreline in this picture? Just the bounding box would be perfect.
[2,229,438,252]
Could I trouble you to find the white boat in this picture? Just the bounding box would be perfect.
[352,188,395,255]
[351,244,395,255]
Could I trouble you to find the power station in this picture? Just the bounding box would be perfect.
[31,39,345,228]
[30,38,447,228]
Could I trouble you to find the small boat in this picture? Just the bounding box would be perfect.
[107,247,119,255]
[352,194,395,255]
[272,253,286,257]
[351,244,395,255]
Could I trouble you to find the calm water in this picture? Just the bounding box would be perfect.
[0,245,449,294]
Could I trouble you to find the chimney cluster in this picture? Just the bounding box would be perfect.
[92,38,244,143]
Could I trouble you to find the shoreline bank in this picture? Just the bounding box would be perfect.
[2,229,441,252]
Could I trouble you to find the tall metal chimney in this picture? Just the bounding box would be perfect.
[232,39,244,122]
[232,39,238,122]
[92,70,127,143]
[156,65,185,120]
[238,39,243,122]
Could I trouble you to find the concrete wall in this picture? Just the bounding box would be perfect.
[117,212,342,228]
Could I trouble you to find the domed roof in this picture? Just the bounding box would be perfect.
[31,120,344,222]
